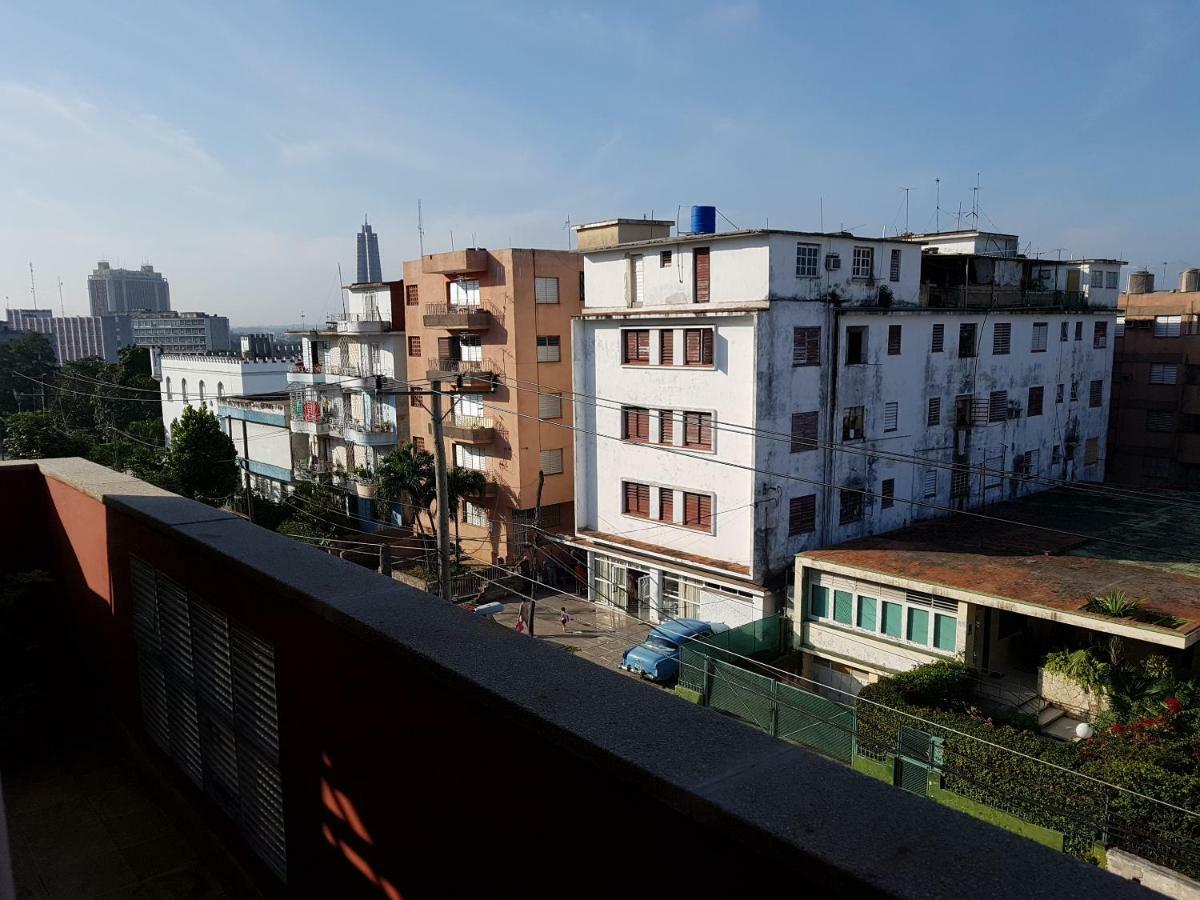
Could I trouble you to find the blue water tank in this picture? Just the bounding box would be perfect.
[690,205,716,234]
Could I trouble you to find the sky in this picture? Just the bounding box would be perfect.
[1,1,1199,326]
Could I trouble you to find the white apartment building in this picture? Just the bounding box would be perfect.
[217,394,301,501]
[287,282,409,479]
[571,223,1117,630]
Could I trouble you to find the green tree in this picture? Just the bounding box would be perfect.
[0,333,58,415]
[1,412,92,459]
[377,443,436,532]
[166,405,238,504]
[446,466,487,557]
[282,480,352,537]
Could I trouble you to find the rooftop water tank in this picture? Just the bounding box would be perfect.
[1129,269,1155,294]
[1181,269,1200,293]
[690,205,716,235]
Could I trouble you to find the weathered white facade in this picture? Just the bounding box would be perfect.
[156,353,294,437]
[572,226,1116,630]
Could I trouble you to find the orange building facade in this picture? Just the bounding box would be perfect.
[401,248,582,563]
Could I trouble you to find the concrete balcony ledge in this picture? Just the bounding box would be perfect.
[420,249,488,275]
[335,318,391,335]
[421,304,492,331]
[5,456,1154,899]
[442,416,496,444]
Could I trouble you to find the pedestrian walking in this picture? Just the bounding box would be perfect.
[559,606,570,632]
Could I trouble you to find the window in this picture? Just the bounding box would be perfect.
[838,489,863,524]
[534,334,562,363]
[413,436,426,452]
[883,401,898,433]
[682,412,714,450]
[181,378,188,402]
[623,481,650,517]
[1070,380,1079,402]
[623,406,650,443]
[934,614,956,652]
[833,590,853,625]
[988,390,1008,423]
[622,329,650,365]
[1116,315,1125,337]
[1089,269,1104,288]
[992,322,1011,355]
[539,448,563,475]
[958,323,977,358]
[856,595,878,630]
[693,247,710,303]
[842,406,864,441]
[1093,321,1108,349]
[1052,445,1061,465]
[450,279,480,307]
[198,380,206,401]
[1089,379,1103,408]
[659,488,674,522]
[1074,321,1083,341]
[1084,437,1100,466]
[579,271,585,303]
[405,284,419,306]
[926,397,941,426]
[410,391,423,408]
[1031,322,1048,352]
[1147,410,1175,432]
[1056,383,1065,403]
[659,329,674,365]
[659,409,674,444]
[845,326,868,364]
[931,323,944,353]
[408,336,422,357]
[852,246,874,279]
[539,392,562,420]
[1106,271,1119,289]
[1155,315,1182,338]
[455,443,487,471]
[922,468,937,498]
[684,328,714,366]
[165,377,172,400]
[889,248,901,282]
[950,465,969,498]
[1150,363,1179,385]
[1060,321,1069,342]
[1026,386,1044,418]
[881,478,895,509]
[881,601,902,638]
[907,608,930,645]
[464,502,487,528]
[809,584,829,619]
[682,492,713,530]
[217,383,224,400]
[887,324,902,355]
[788,495,816,535]
[629,255,644,306]
[791,411,818,452]
[795,243,819,278]
[792,326,821,366]
[660,250,672,268]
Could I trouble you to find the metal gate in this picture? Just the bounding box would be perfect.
[775,682,856,764]
[895,725,942,797]
[708,659,775,732]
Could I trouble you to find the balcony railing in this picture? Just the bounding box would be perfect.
[443,414,497,444]
[422,303,493,330]
[925,286,1090,310]
[452,414,494,430]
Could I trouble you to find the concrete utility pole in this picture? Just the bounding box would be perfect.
[430,379,453,603]
[241,418,254,524]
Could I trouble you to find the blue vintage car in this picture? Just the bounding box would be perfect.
[620,618,726,683]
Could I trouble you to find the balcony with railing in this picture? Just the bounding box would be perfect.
[924,285,1089,310]
[421,302,492,331]
[424,357,497,391]
[334,312,392,335]
[442,414,496,444]
[342,417,397,446]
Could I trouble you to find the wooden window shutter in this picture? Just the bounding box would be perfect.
[788,495,815,535]
[694,248,710,302]
[659,488,673,522]
[408,336,421,357]
[660,410,673,443]
[697,494,712,528]
[699,413,712,448]
[405,284,419,305]
[792,327,820,366]
[701,328,714,364]
[685,329,701,364]
[684,492,698,525]
[624,330,637,363]
[660,329,674,365]
[791,411,818,452]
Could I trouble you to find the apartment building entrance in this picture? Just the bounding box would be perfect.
[627,569,651,619]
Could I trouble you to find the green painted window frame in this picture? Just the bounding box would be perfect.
[857,595,877,631]
[833,590,853,625]
[907,608,930,645]
[934,613,956,652]
[809,584,829,619]
[881,601,902,638]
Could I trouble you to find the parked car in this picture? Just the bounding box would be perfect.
[620,618,727,683]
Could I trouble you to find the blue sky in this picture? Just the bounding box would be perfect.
[2,1,1198,324]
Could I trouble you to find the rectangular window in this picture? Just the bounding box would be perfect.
[988,390,1008,423]
[883,401,898,433]
[1147,410,1175,432]
[629,255,644,306]
[455,443,487,471]
[536,335,561,362]
[931,323,945,353]
[1031,322,1048,352]
[887,324,902,355]
[842,406,864,441]
[623,481,650,517]
[856,595,878,631]
[839,489,863,524]
[1155,315,1182,338]
[579,271,585,303]
[907,608,930,645]
[927,397,941,426]
[1060,321,1069,342]
[1084,437,1100,466]
[660,250,672,268]
[1075,321,1083,341]
[450,279,481,307]
[959,323,977,358]
[659,329,674,365]
[792,326,821,366]
[682,492,713,530]
[539,448,563,475]
[1116,315,1125,337]
[623,406,650,443]
[1094,321,1108,349]
[437,335,460,361]
[659,488,674,522]
[1027,385,1044,417]
[623,329,650,365]
[992,322,1011,355]
[1070,380,1079,402]
[1089,379,1103,408]
[796,243,819,278]
[693,247,710,303]
[934,614,956,652]
[1056,383,1065,403]
[410,392,422,408]
[1089,269,1104,288]
[950,465,969,499]
[889,248,902,282]
[923,468,937,498]
[1150,363,1179,385]
[881,601,902,638]
[538,392,562,420]
[833,590,853,625]
[845,326,868,364]
[405,284,419,306]
[683,328,714,367]
[881,478,895,509]
[413,436,426,452]
[852,246,874,279]
[1051,445,1061,465]
[682,412,713,450]
[809,584,829,619]
[659,409,674,444]
[408,336,422,357]
[464,501,487,528]
[791,411,818,452]
[789,495,816,535]
[1105,271,1119,289]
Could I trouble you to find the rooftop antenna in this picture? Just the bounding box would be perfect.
[935,178,941,233]
[956,202,962,230]
[28,262,38,310]
[819,196,824,233]
[564,215,572,250]
[417,199,425,256]
[971,172,981,226]
[900,186,910,233]
[1054,248,1066,261]
[450,229,455,251]
[57,277,65,316]
[336,263,348,316]
[1163,261,1169,285]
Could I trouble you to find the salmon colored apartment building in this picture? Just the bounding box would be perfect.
[401,247,583,563]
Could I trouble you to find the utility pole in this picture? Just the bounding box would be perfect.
[430,379,453,603]
[233,415,254,523]
[900,187,910,234]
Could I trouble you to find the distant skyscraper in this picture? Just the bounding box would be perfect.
[88,261,171,315]
[7,308,130,363]
[356,219,382,284]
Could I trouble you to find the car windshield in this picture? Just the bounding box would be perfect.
[644,636,678,652]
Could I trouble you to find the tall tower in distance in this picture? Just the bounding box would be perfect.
[356,218,382,284]
[88,261,171,315]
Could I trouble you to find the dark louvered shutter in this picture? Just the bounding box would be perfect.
[697,494,712,527]
[698,414,712,449]
[791,412,818,452]
[660,410,673,443]
[694,248,710,302]
[685,329,700,364]
[788,495,815,535]
[701,329,714,365]
[660,488,673,521]
[660,329,674,365]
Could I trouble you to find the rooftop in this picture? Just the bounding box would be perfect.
[582,227,914,253]
[800,488,1200,647]
[573,218,676,230]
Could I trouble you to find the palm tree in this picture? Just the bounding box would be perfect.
[377,443,436,532]
[445,467,487,560]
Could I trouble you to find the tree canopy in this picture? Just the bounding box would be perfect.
[166,405,238,504]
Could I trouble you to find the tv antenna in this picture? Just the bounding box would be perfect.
[28,262,37,309]
[935,178,941,233]
[900,187,910,234]
[417,199,425,256]
[564,215,572,250]
[57,277,65,316]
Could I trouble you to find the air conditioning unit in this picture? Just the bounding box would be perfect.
[825,253,842,271]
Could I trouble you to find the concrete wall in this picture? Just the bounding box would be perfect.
[1107,848,1200,898]
[159,356,292,438]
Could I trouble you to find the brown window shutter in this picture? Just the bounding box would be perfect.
[408,336,421,357]
[685,329,700,364]
[660,410,673,443]
[698,494,712,528]
[659,488,673,521]
[684,492,698,525]
[624,330,637,363]
[698,413,712,449]
[694,248,710,302]
[684,413,700,446]
[638,330,649,361]
[638,483,650,515]
[660,330,674,365]
[406,284,419,305]
[701,329,714,365]
[624,481,636,513]
[788,495,815,535]
[791,411,818,452]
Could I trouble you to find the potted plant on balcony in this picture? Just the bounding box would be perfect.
[351,465,377,498]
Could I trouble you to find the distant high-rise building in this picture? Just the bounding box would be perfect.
[6,309,131,363]
[129,311,230,354]
[88,261,171,315]
[356,220,382,284]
